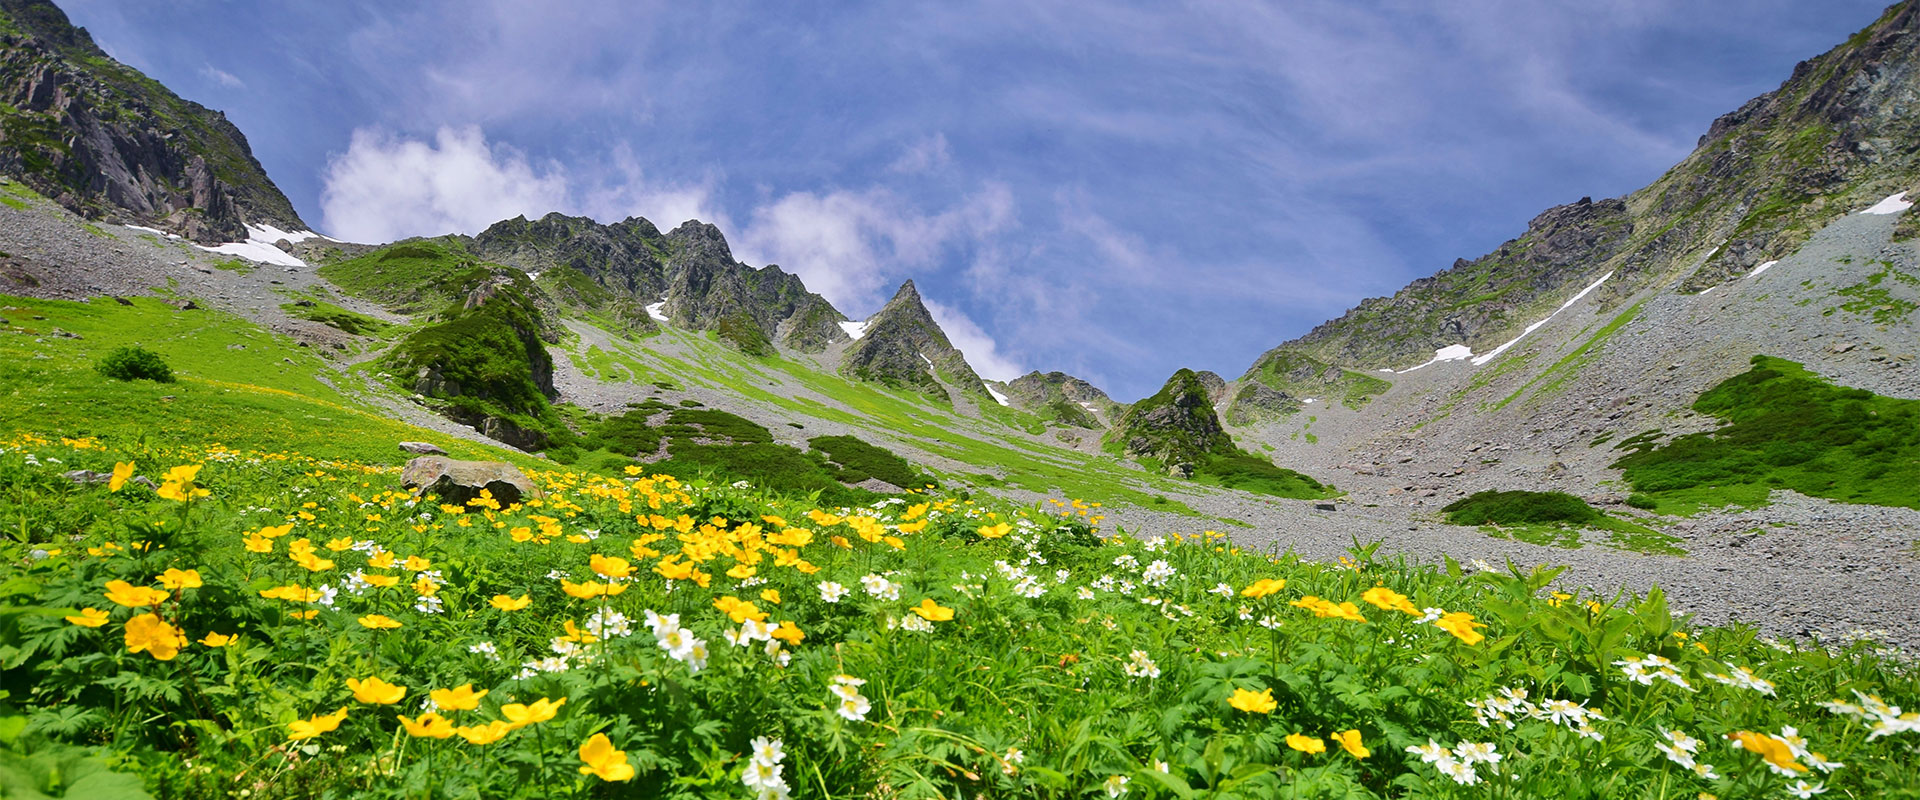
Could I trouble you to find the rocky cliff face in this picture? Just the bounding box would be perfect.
[1103,368,1232,476]
[1004,370,1123,428]
[0,0,304,242]
[472,213,846,353]
[840,280,991,404]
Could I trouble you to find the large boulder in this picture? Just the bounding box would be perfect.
[400,457,542,506]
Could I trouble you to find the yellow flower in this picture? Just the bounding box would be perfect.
[455,720,513,745]
[347,676,408,705]
[1434,612,1486,645]
[578,733,635,782]
[561,580,625,600]
[714,596,768,623]
[501,697,566,729]
[403,555,432,571]
[260,585,322,603]
[1360,586,1419,615]
[66,607,111,627]
[326,537,354,552]
[1729,731,1806,774]
[760,588,782,605]
[199,632,235,647]
[589,553,633,579]
[103,580,168,608]
[430,684,488,711]
[1286,734,1326,754]
[363,573,400,588]
[157,568,203,590]
[108,461,134,492]
[910,598,954,622]
[490,594,532,611]
[357,614,403,630]
[1332,729,1370,759]
[1227,688,1277,714]
[162,464,203,484]
[398,712,455,739]
[243,534,273,553]
[1240,579,1286,599]
[976,522,1012,539]
[771,620,805,646]
[287,707,350,741]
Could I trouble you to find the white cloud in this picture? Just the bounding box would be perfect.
[925,298,1024,382]
[318,126,720,243]
[736,182,1014,313]
[199,64,245,89]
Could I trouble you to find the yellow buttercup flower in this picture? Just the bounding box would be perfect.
[103,580,168,608]
[589,553,633,579]
[490,594,532,611]
[430,684,488,711]
[199,632,235,647]
[1240,579,1286,599]
[363,573,400,588]
[157,568,203,590]
[760,588,782,605]
[108,461,134,492]
[326,537,355,552]
[1286,734,1326,754]
[578,733,635,782]
[1332,729,1370,759]
[976,522,1012,539]
[910,598,954,622]
[357,614,403,630]
[1729,731,1806,774]
[1360,586,1419,615]
[1228,688,1277,714]
[287,707,350,741]
[714,596,768,623]
[1434,612,1486,645]
[501,697,566,729]
[771,620,804,646]
[398,712,455,739]
[66,607,111,628]
[347,676,407,705]
[456,720,513,745]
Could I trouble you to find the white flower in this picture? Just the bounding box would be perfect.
[1778,726,1811,760]
[1416,607,1444,624]
[818,581,848,603]
[1075,586,1096,600]
[413,595,443,614]
[737,618,773,645]
[1257,615,1281,630]
[1209,582,1234,597]
[1141,560,1175,587]
[1690,761,1719,780]
[467,641,500,661]
[1103,775,1129,797]
[1805,752,1843,773]
[1787,780,1827,799]
[1154,760,1169,773]
[1122,650,1160,679]
[1002,747,1023,775]
[1112,554,1139,570]
[836,693,871,722]
[1013,576,1046,598]
[1436,757,1479,785]
[861,574,899,601]
[900,615,933,633]
[315,585,339,608]
[586,609,633,639]
[1454,741,1500,768]
[1407,740,1450,764]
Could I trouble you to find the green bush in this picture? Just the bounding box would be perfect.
[94,346,173,383]
[808,435,932,490]
[1443,490,1603,527]
[1625,493,1658,510]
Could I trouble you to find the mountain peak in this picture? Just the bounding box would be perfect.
[840,280,991,404]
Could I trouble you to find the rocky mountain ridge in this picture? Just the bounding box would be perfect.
[0,0,303,243]
[838,279,994,406]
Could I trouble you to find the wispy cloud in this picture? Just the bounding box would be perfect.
[199,64,245,89]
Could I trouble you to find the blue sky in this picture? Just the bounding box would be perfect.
[64,0,1890,400]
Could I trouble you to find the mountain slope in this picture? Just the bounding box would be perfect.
[1258,1,1920,375]
[0,0,303,242]
[1002,370,1124,429]
[839,280,992,405]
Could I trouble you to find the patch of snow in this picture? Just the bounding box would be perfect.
[1078,401,1095,409]
[838,319,870,340]
[123,224,179,240]
[919,352,936,369]
[1861,192,1912,215]
[1395,343,1476,374]
[1377,368,1395,374]
[1699,286,1717,296]
[1748,260,1779,278]
[645,298,669,322]
[193,223,311,268]
[985,384,1011,407]
[526,271,542,282]
[1470,270,1614,367]
[1303,398,1317,404]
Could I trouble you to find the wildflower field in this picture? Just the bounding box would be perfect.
[2,433,1917,799]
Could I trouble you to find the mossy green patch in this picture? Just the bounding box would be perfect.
[1615,355,1920,513]
[280,301,393,338]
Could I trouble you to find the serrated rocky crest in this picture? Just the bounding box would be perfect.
[839,280,991,404]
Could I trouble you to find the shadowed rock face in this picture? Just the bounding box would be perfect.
[840,280,991,404]
[400,457,543,505]
[0,0,305,242]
